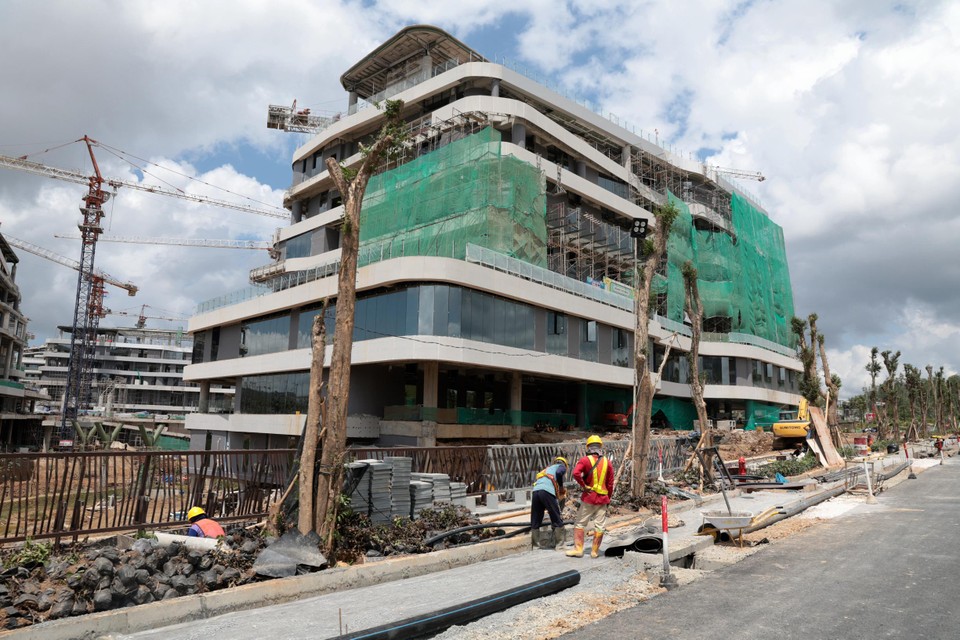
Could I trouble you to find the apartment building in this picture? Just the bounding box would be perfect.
[0,232,46,449]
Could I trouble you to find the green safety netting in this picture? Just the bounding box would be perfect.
[359,127,547,267]
[653,192,795,348]
[651,397,699,430]
[744,400,782,431]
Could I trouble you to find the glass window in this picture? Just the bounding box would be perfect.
[210,327,220,361]
[547,311,567,356]
[580,320,598,362]
[419,285,435,336]
[191,331,206,365]
[240,372,310,414]
[447,287,461,338]
[611,329,631,368]
[240,314,290,357]
[434,285,449,337]
[283,233,312,259]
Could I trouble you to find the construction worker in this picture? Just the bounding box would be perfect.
[566,435,615,558]
[186,506,225,538]
[530,456,568,550]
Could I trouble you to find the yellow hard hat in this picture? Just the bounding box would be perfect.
[187,506,205,521]
[586,435,603,447]
[555,456,569,466]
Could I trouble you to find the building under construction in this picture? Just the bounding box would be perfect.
[26,326,233,448]
[186,25,801,449]
[0,233,45,450]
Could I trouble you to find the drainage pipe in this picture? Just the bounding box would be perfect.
[424,521,573,547]
[739,483,848,536]
[336,570,581,640]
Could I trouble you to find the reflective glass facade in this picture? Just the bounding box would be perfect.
[240,372,310,413]
[240,314,290,358]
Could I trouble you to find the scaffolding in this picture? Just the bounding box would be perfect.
[546,202,637,286]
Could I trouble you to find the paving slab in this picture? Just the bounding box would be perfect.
[112,552,610,640]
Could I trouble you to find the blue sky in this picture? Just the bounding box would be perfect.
[1,0,959,396]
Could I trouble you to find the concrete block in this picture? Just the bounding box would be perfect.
[464,495,478,509]
[487,493,499,509]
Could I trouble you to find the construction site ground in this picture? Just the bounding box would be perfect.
[15,442,951,640]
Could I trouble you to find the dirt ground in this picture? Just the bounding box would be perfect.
[715,429,778,460]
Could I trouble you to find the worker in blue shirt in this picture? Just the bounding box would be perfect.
[530,456,568,550]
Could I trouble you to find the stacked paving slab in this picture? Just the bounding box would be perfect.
[347,457,460,520]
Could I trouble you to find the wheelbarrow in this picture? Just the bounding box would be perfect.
[699,510,755,547]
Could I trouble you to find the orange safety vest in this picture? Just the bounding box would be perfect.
[194,518,225,538]
[586,454,610,496]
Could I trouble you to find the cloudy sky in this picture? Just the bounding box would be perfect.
[1,0,957,397]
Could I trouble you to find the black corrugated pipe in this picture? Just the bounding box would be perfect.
[335,570,581,640]
[424,521,573,547]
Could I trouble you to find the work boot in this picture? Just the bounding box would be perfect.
[530,528,541,550]
[591,530,604,558]
[552,527,566,550]
[566,527,585,557]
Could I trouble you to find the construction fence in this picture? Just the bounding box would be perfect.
[0,449,293,544]
[350,436,690,496]
[0,438,690,543]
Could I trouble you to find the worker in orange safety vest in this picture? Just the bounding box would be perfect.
[186,506,225,538]
[566,435,615,558]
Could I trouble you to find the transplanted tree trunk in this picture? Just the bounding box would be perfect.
[809,316,841,444]
[904,364,922,441]
[791,317,821,406]
[867,348,882,433]
[681,261,713,483]
[298,304,328,535]
[305,100,405,554]
[631,201,680,498]
[880,350,901,440]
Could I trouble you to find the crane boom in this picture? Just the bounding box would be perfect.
[5,236,138,295]
[0,151,288,220]
[55,233,271,251]
[711,166,765,182]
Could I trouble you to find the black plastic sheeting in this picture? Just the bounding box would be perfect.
[335,570,581,640]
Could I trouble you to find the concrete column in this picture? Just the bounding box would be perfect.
[509,371,522,426]
[420,362,439,447]
[42,424,53,453]
[622,144,632,171]
[576,160,587,178]
[423,362,439,410]
[198,381,210,414]
[512,122,527,149]
[491,79,500,97]
[348,91,358,108]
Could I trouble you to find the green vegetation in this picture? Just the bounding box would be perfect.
[756,455,820,479]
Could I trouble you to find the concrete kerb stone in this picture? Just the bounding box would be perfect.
[6,536,530,640]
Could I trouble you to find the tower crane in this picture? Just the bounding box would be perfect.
[4,236,138,300]
[55,233,273,252]
[106,304,185,329]
[0,136,287,445]
[711,166,765,182]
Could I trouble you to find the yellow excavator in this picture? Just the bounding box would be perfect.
[771,398,810,449]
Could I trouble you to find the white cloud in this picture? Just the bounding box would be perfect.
[1,0,958,391]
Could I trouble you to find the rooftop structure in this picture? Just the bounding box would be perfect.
[187,25,801,450]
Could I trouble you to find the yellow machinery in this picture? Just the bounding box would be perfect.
[772,399,811,445]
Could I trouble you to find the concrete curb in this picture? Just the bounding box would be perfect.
[5,536,531,640]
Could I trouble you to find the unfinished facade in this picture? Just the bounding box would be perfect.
[186,25,801,449]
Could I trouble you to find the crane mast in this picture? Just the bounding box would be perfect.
[0,135,288,445]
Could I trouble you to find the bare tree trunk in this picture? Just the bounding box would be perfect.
[631,202,679,498]
[298,307,327,533]
[926,366,935,438]
[617,335,676,491]
[814,329,839,428]
[312,123,399,555]
[682,263,712,483]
